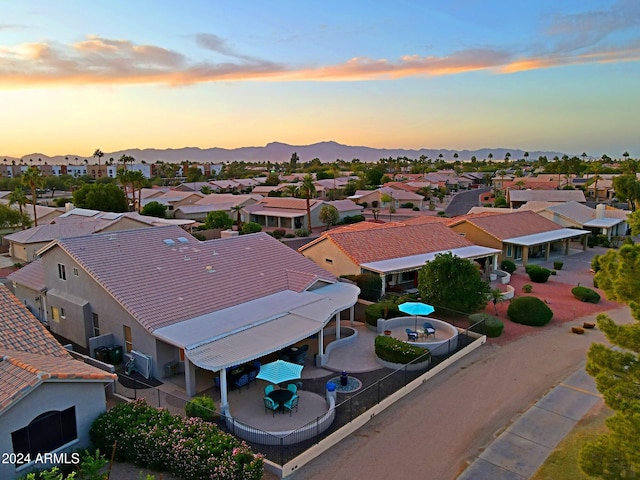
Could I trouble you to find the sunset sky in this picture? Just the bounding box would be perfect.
[1,1,639,159]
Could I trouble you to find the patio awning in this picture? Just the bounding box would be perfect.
[360,245,501,275]
[503,228,590,247]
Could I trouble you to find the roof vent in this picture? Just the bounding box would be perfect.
[205,265,215,273]
[163,239,175,246]
[177,237,189,244]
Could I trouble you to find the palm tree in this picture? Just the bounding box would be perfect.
[93,149,104,177]
[116,168,132,210]
[230,204,243,229]
[130,170,145,212]
[8,188,29,229]
[21,167,45,226]
[296,174,316,232]
[283,184,298,197]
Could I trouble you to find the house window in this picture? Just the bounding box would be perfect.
[51,307,60,323]
[57,264,66,280]
[92,313,100,337]
[124,326,133,353]
[506,245,513,257]
[73,267,79,277]
[11,407,77,462]
[325,258,333,264]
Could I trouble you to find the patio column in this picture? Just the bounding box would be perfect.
[220,370,229,414]
[564,239,569,255]
[316,327,325,366]
[349,305,354,325]
[380,273,386,296]
[522,247,529,267]
[184,357,197,397]
[545,242,550,261]
[492,254,498,270]
[335,313,341,340]
[582,234,588,251]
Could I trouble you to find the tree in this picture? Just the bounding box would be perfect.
[241,221,262,234]
[578,244,640,478]
[185,166,203,183]
[612,174,640,211]
[116,168,132,210]
[319,204,339,230]
[93,148,104,176]
[296,174,316,232]
[129,170,146,212]
[230,204,243,229]
[141,201,167,218]
[72,183,128,212]
[204,211,233,229]
[418,252,490,314]
[21,166,45,226]
[289,152,299,172]
[380,192,394,218]
[7,188,29,229]
[628,210,640,236]
[263,172,280,186]
[0,204,30,228]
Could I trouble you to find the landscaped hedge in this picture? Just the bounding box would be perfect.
[374,335,430,364]
[185,395,216,421]
[525,264,552,283]
[507,296,553,326]
[500,259,517,274]
[90,399,263,480]
[347,273,382,301]
[364,300,402,326]
[571,286,601,303]
[468,313,504,337]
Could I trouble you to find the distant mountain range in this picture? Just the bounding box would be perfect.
[6,141,567,165]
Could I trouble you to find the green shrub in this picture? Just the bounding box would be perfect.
[284,233,295,238]
[294,228,309,237]
[191,232,206,241]
[553,260,564,270]
[241,221,262,234]
[374,335,430,364]
[525,264,552,283]
[360,202,368,208]
[339,214,365,225]
[412,206,420,211]
[571,286,601,303]
[500,259,517,274]
[372,200,379,208]
[185,395,216,421]
[364,300,401,326]
[90,399,262,480]
[468,313,504,337]
[507,296,553,326]
[272,229,286,239]
[587,236,598,248]
[550,270,557,275]
[400,202,414,208]
[352,273,382,301]
[522,284,533,293]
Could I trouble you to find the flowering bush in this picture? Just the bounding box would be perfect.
[90,399,263,480]
[374,335,430,364]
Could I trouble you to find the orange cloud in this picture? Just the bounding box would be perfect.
[0,34,639,90]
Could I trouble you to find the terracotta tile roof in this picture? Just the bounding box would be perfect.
[0,285,68,357]
[4,218,114,244]
[7,259,46,291]
[308,223,473,265]
[458,210,564,240]
[509,190,586,202]
[326,200,363,213]
[402,216,453,226]
[47,226,336,332]
[258,197,322,210]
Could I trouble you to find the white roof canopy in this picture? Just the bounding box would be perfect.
[360,245,502,275]
[504,228,589,247]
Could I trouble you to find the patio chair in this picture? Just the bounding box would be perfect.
[264,396,279,416]
[247,367,258,385]
[287,383,298,394]
[264,384,275,396]
[234,373,249,391]
[422,322,436,337]
[406,328,418,341]
[283,394,299,416]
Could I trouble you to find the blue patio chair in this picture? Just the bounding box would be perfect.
[283,394,299,416]
[234,373,249,391]
[264,384,275,396]
[264,396,279,416]
[287,383,298,394]
[406,328,418,341]
[422,322,436,337]
[247,367,258,385]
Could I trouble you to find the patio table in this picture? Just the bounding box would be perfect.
[268,389,294,411]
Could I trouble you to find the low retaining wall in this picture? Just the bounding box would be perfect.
[319,326,357,367]
[377,316,459,355]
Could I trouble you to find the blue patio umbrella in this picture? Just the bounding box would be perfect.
[256,359,304,386]
[398,302,435,331]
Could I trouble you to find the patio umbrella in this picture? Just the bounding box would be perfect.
[256,359,304,386]
[398,301,435,331]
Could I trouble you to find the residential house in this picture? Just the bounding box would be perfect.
[348,186,424,209]
[0,285,115,480]
[507,189,586,208]
[299,222,500,296]
[449,210,589,266]
[538,202,629,239]
[139,190,204,216]
[8,226,359,410]
[173,194,262,222]
[243,197,325,231]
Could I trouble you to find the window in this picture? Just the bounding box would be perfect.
[506,245,513,257]
[92,313,100,337]
[51,307,60,323]
[73,267,79,277]
[57,264,66,280]
[11,407,77,462]
[325,258,333,264]
[123,326,132,353]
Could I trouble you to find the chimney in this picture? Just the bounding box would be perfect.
[65,202,75,212]
[596,204,605,219]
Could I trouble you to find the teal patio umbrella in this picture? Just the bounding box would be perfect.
[398,301,435,331]
[256,359,304,385]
